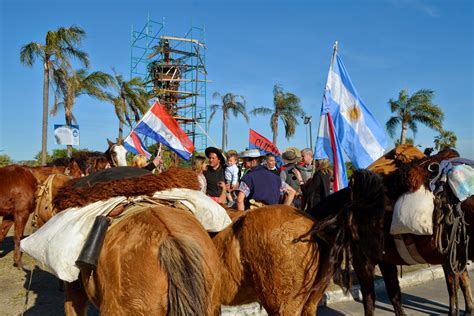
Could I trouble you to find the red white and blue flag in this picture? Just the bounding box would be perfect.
[249,129,283,167]
[124,130,151,159]
[126,101,195,160]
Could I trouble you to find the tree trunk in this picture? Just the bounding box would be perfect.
[118,120,123,140]
[66,113,73,158]
[400,122,408,145]
[222,111,227,151]
[272,117,278,146]
[41,61,50,165]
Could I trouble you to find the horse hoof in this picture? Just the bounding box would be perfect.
[13,261,23,269]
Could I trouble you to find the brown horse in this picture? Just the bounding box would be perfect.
[346,148,474,316]
[0,165,38,267]
[64,206,222,316]
[0,164,70,267]
[213,169,386,314]
[30,167,220,315]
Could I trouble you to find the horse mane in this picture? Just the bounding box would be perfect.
[309,169,385,293]
[54,167,200,210]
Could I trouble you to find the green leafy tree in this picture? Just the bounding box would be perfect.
[51,68,113,157]
[0,154,12,167]
[20,25,89,165]
[209,92,249,152]
[434,129,457,151]
[386,89,444,145]
[107,73,149,140]
[250,84,304,146]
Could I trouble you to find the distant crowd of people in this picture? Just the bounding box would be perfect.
[131,146,334,211]
[195,146,333,211]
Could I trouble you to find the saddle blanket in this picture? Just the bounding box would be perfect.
[448,164,474,202]
[390,185,435,235]
[21,189,231,282]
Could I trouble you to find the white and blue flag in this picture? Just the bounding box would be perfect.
[319,53,388,169]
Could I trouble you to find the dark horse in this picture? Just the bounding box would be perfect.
[212,169,386,314]
[49,138,129,176]
[340,148,474,316]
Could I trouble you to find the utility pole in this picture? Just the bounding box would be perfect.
[302,115,313,148]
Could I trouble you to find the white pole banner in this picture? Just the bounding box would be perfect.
[54,125,80,146]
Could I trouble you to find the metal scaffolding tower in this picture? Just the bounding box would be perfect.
[130,18,208,153]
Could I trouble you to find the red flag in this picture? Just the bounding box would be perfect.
[249,129,280,156]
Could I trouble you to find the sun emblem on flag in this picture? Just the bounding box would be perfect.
[349,104,361,122]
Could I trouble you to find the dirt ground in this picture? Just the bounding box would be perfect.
[0,235,67,316]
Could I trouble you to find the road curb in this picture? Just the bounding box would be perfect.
[221,263,474,315]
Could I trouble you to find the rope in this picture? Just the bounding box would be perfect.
[434,195,469,275]
[21,268,34,315]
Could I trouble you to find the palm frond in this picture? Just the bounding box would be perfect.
[385,116,400,138]
[250,107,272,116]
[20,42,44,67]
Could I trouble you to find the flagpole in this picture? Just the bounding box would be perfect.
[327,41,342,192]
[330,41,338,68]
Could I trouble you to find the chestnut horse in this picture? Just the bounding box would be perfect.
[64,206,221,316]
[0,164,68,267]
[346,149,474,316]
[31,167,221,315]
[213,169,386,314]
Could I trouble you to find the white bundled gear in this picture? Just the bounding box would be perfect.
[390,185,435,235]
[20,197,125,282]
[21,188,232,282]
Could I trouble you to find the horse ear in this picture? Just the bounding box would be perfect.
[117,137,124,145]
[107,138,114,147]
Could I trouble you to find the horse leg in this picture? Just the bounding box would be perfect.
[12,211,30,268]
[459,269,473,316]
[64,280,88,316]
[379,262,406,316]
[0,215,14,242]
[443,263,460,316]
[352,252,376,316]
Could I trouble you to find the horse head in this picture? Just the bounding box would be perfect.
[106,138,128,167]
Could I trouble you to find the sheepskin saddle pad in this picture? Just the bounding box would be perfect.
[54,167,200,210]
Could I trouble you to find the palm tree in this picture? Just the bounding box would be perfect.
[209,92,249,152]
[20,26,89,165]
[51,68,114,157]
[434,129,457,151]
[107,73,149,140]
[250,84,304,146]
[386,89,444,145]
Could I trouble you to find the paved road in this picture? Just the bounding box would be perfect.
[318,276,474,315]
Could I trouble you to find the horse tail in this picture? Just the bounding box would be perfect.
[310,169,385,293]
[159,235,210,316]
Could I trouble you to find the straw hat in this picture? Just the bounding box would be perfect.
[282,147,302,164]
[240,149,264,159]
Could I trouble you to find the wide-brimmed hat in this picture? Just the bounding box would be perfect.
[282,147,302,164]
[240,149,264,159]
[205,147,226,166]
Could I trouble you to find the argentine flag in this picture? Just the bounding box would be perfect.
[317,53,388,169]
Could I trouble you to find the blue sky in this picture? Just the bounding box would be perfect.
[1,0,473,161]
